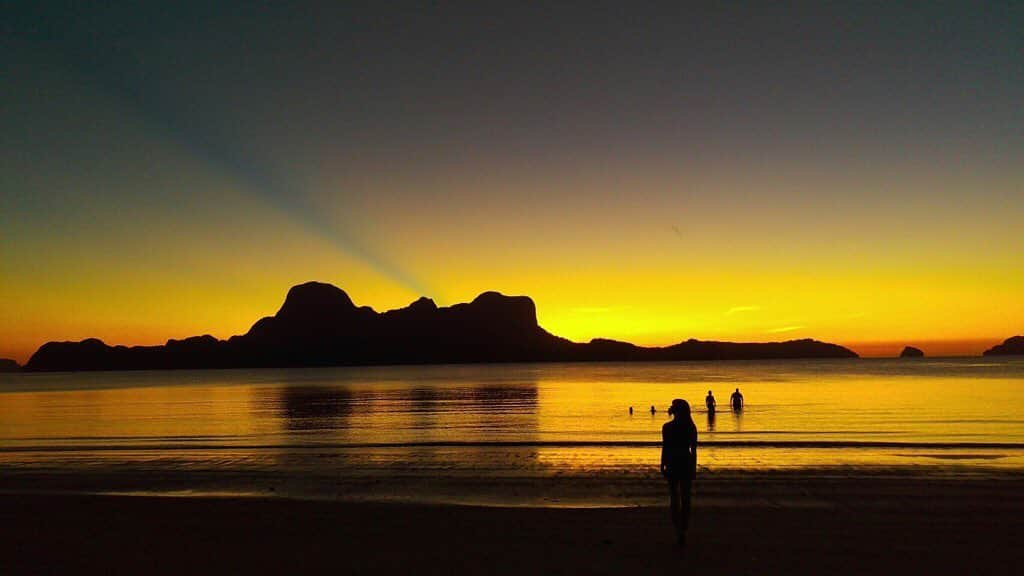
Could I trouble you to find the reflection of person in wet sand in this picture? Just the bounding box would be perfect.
[661,398,698,546]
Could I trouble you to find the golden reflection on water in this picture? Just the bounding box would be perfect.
[1,360,1023,476]
[0,385,276,446]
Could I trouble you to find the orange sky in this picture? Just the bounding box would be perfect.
[2,143,1020,363]
[3,4,1022,365]
[2,144,1021,363]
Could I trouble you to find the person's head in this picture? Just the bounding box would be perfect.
[707,390,713,395]
[668,398,691,420]
[735,388,740,393]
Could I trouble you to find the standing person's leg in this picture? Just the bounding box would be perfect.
[670,478,688,544]
[667,476,680,528]
[679,478,692,535]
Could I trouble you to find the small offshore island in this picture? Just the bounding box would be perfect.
[900,346,925,358]
[26,281,858,372]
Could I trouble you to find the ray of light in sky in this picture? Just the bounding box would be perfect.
[2,2,1022,362]
[5,35,433,301]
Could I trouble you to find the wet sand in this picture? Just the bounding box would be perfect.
[3,476,1023,575]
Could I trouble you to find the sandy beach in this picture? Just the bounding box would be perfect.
[3,475,1022,575]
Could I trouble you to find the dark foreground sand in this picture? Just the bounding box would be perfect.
[3,476,1023,575]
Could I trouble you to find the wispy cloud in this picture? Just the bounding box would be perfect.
[766,325,805,333]
[726,305,761,315]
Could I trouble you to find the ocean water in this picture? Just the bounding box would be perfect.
[2,358,1023,505]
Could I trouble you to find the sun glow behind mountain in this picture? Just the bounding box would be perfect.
[2,4,1021,363]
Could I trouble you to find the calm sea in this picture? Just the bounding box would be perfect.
[2,358,1023,505]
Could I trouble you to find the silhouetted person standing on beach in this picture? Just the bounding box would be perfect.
[661,398,698,546]
[705,390,716,414]
[730,388,744,411]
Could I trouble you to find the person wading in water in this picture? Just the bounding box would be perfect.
[661,398,698,546]
[730,387,744,412]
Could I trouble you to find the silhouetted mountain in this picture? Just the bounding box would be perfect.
[983,336,1024,356]
[900,346,924,358]
[657,338,856,361]
[0,358,21,372]
[25,281,858,371]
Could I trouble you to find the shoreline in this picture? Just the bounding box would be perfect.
[3,467,1022,509]
[8,354,1023,377]
[3,477,1023,575]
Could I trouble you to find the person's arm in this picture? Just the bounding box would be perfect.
[660,427,669,475]
[690,432,698,479]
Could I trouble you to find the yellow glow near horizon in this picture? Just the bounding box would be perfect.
[3,158,1022,363]
[2,77,1021,365]
[2,248,1019,362]
[4,4,1023,367]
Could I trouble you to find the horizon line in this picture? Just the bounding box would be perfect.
[2,335,1009,367]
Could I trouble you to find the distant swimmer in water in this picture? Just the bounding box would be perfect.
[705,390,716,414]
[650,405,657,415]
[662,399,698,546]
[730,388,744,411]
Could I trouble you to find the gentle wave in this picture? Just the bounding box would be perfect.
[3,440,1024,452]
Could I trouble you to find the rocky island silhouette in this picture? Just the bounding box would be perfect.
[25,281,863,371]
[983,336,1024,356]
[900,346,925,358]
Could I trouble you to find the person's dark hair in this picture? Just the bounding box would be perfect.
[668,398,693,423]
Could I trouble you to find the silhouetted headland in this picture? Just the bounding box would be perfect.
[899,346,924,358]
[25,281,858,371]
[983,336,1024,356]
[0,358,21,372]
